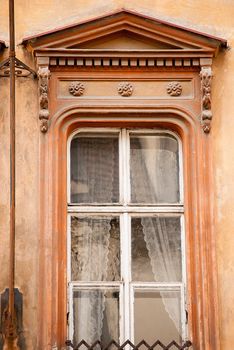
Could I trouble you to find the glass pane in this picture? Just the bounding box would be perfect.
[131,216,182,282]
[70,134,119,203]
[130,134,180,203]
[134,290,182,345]
[71,216,120,281]
[73,289,119,345]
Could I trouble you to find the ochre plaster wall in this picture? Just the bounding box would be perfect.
[0,1,234,349]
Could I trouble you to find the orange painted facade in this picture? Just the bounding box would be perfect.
[0,3,233,350]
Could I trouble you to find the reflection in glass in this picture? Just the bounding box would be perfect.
[131,216,182,282]
[134,290,182,345]
[130,134,180,203]
[70,134,119,203]
[73,289,119,345]
[71,216,120,281]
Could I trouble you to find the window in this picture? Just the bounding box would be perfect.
[67,128,187,346]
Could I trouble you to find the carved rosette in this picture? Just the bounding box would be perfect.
[38,66,51,133]
[118,82,133,97]
[200,66,213,133]
[69,82,85,96]
[167,81,182,96]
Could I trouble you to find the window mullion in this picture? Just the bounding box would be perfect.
[121,128,130,205]
[119,130,124,204]
[121,212,131,341]
[121,128,132,341]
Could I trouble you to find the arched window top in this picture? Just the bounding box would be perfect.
[69,129,182,205]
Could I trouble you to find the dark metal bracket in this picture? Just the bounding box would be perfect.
[0,288,26,350]
[0,56,37,78]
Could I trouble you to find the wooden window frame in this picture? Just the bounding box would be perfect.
[38,108,219,350]
[67,128,187,344]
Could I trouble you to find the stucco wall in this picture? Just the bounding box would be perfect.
[0,1,234,349]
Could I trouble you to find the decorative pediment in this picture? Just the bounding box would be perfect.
[71,31,180,50]
[22,10,226,135]
[22,9,226,68]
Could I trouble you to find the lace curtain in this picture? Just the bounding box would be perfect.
[72,218,110,344]
[141,217,181,331]
[71,135,120,344]
[72,217,120,344]
[70,136,119,203]
[71,133,182,343]
[131,135,182,332]
[130,135,179,204]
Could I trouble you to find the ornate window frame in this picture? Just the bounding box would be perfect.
[22,10,226,350]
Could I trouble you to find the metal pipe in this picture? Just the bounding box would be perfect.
[0,0,35,345]
[9,0,16,327]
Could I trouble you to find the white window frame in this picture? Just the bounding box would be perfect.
[67,128,187,344]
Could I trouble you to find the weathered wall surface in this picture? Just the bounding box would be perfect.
[0,1,234,349]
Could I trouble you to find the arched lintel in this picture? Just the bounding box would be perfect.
[48,104,198,140]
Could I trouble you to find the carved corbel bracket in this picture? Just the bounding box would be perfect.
[38,66,51,133]
[200,66,213,133]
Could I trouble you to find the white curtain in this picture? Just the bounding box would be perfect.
[71,133,181,343]
[70,136,119,203]
[71,135,119,343]
[130,135,179,204]
[72,218,111,344]
[141,217,181,331]
[131,135,181,332]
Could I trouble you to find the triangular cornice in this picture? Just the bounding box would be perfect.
[22,9,227,50]
[22,9,227,68]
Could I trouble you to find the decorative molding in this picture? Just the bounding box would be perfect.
[23,9,227,56]
[69,82,85,96]
[200,66,213,133]
[167,81,182,96]
[57,78,194,100]
[48,56,202,68]
[28,8,225,70]
[39,110,220,350]
[38,66,51,133]
[118,82,133,97]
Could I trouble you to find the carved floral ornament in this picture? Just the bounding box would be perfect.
[167,82,183,96]
[69,81,85,96]
[118,82,133,97]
